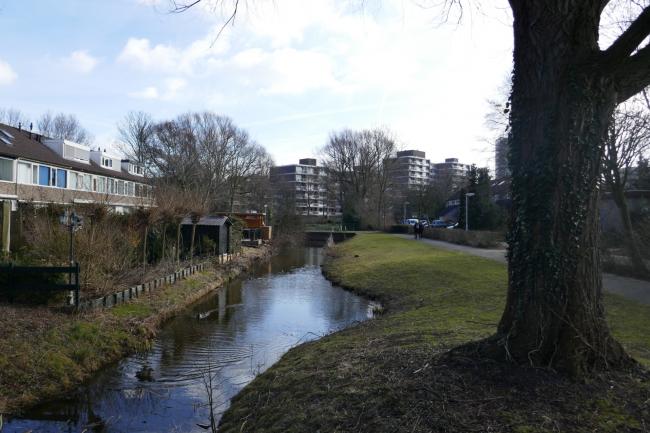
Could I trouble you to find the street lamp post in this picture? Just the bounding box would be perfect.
[59,209,83,305]
[465,193,475,231]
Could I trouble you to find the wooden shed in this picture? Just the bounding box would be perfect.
[180,216,232,256]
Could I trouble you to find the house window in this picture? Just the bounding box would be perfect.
[83,175,91,191]
[97,177,106,193]
[17,162,33,184]
[69,172,78,189]
[76,173,84,190]
[117,180,124,195]
[39,166,50,186]
[0,158,14,182]
[56,169,67,188]
[108,178,115,194]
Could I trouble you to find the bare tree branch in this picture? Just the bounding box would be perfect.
[602,5,650,61]
[616,42,650,103]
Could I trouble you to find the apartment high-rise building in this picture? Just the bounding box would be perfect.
[430,157,471,189]
[387,150,431,189]
[269,158,341,216]
[494,136,510,179]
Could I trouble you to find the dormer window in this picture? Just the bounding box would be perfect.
[127,163,144,176]
[102,157,113,168]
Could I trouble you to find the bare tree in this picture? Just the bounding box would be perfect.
[37,112,93,144]
[223,137,271,213]
[132,206,158,275]
[0,108,30,129]
[322,128,397,228]
[143,112,270,214]
[602,99,650,275]
[117,111,155,168]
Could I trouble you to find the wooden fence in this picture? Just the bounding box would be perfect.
[0,263,80,307]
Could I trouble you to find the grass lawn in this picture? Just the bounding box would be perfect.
[219,233,650,433]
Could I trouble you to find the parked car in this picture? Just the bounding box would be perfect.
[403,218,419,225]
[430,219,448,228]
[419,219,429,227]
[446,222,459,229]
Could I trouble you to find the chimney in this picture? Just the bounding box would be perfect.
[29,122,33,139]
[18,122,22,131]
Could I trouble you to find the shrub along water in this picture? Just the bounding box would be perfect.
[7,203,243,302]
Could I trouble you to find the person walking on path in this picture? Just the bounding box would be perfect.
[413,222,420,239]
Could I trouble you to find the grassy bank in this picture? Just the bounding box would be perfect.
[0,246,270,414]
[219,233,650,432]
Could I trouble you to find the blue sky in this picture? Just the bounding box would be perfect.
[0,0,513,167]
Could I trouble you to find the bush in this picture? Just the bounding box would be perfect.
[422,227,504,248]
[389,224,411,234]
[19,204,140,297]
[200,236,217,256]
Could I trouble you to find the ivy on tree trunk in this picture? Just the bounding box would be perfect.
[479,0,650,376]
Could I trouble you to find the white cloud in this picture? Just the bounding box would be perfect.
[0,59,17,86]
[262,49,339,95]
[118,38,179,71]
[64,50,99,74]
[128,86,159,99]
[163,77,187,99]
[113,0,512,165]
[231,48,266,68]
[127,78,187,100]
[117,31,229,75]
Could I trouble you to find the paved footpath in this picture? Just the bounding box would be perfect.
[393,234,650,305]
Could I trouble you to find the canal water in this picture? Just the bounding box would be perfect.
[5,247,375,433]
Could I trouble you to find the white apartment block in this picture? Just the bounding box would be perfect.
[269,158,341,217]
[387,150,431,189]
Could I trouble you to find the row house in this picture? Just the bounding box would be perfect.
[0,122,153,251]
[0,123,152,211]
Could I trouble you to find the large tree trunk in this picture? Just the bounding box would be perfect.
[612,185,648,275]
[486,1,632,376]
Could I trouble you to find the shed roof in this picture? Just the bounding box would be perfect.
[181,215,232,226]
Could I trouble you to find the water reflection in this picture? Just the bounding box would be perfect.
[6,248,375,433]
